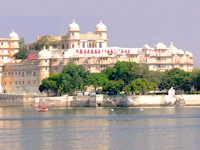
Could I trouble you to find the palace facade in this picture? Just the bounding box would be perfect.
[0,20,193,94]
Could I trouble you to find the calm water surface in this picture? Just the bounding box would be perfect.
[0,106,200,150]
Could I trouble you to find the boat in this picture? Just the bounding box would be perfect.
[38,106,48,112]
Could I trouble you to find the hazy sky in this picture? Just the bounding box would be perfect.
[0,0,200,67]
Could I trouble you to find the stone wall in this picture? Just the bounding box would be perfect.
[1,94,200,107]
[0,93,35,107]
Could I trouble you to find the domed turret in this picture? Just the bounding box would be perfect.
[9,30,19,40]
[178,49,184,55]
[143,44,150,49]
[68,19,80,31]
[38,46,52,59]
[155,42,167,49]
[95,20,107,32]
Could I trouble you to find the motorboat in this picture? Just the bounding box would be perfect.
[38,106,48,112]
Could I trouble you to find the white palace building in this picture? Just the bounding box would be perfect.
[0,19,193,94]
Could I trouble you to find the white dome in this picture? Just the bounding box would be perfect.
[143,44,150,49]
[100,52,108,57]
[178,49,184,54]
[95,20,107,32]
[68,19,80,31]
[185,51,190,55]
[38,46,52,59]
[189,52,193,57]
[73,52,80,57]
[9,30,19,40]
[155,42,167,49]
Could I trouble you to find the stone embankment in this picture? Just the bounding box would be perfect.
[0,93,200,107]
[0,93,36,107]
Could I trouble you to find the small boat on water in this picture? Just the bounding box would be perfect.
[38,106,48,112]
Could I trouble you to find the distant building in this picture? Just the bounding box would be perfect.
[0,30,19,62]
[0,20,193,94]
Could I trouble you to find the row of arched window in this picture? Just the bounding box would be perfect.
[76,49,131,54]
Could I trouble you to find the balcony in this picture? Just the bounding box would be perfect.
[0,45,9,48]
[149,53,172,57]
[10,45,19,48]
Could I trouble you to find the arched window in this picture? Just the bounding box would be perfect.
[99,43,102,48]
[89,43,92,48]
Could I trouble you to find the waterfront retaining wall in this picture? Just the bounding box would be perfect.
[1,94,200,107]
[0,94,35,107]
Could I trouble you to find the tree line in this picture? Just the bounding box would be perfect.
[39,62,200,96]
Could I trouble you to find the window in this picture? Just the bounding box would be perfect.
[22,72,24,76]
[157,57,166,61]
[99,43,102,48]
[72,32,74,36]
[62,44,64,49]
[34,81,36,84]
[10,81,12,85]
[45,60,47,63]
[19,81,21,85]
[15,81,17,85]
[22,81,24,85]
[67,44,68,49]
[89,66,90,69]
[5,73,6,75]
[46,68,48,70]
[83,42,85,48]
[72,44,74,48]
[19,72,21,75]
[28,81,30,84]
[4,82,6,85]
[99,33,102,36]
[33,72,36,76]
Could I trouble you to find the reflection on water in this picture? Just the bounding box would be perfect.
[0,107,200,149]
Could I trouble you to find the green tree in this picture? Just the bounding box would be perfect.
[39,72,60,95]
[128,78,157,95]
[130,64,150,80]
[89,73,109,91]
[59,63,90,95]
[29,35,60,51]
[102,61,138,84]
[103,80,125,95]
[144,70,163,86]
[190,68,200,92]
[159,68,191,92]
[13,36,28,59]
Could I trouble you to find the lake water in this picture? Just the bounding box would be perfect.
[0,107,200,150]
